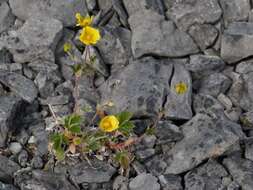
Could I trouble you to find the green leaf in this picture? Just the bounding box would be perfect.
[69,125,81,133]
[116,111,133,126]
[51,133,63,150]
[71,64,83,74]
[145,126,156,136]
[64,114,82,131]
[118,121,135,136]
[55,147,65,161]
[115,151,130,169]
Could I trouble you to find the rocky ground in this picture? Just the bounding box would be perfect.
[1,0,253,189]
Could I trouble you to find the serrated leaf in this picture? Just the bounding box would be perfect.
[118,121,135,136]
[116,111,133,125]
[69,125,81,133]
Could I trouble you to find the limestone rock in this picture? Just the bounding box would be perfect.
[165,113,244,174]
[221,22,253,64]
[165,0,222,31]
[129,9,198,58]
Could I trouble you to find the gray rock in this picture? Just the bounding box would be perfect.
[123,0,164,16]
[0,1,15,33]
[39,95,70,106]
[184,159,228,190]
[155,121,183,145]
[0,95,24,147]
[86,0,97,11]
[113,176,129,190]
[16,170,77,190]
[223,155,253,190]
[240,110,253,129]
[9,0,87,26]
[18,150,28,167]
[145,156,167,176]
[0,72,38,103]
[31,156,44,169]
[96,26,131,70]
[0,181,18,190]
[131,161,147,175]
[158,174,182,190]
[0,155,21,183]
[17,16,63,51]
[129,173,160,190]
[187,55,225,79]
[164,63,193,120]
[129,9,198,58]
[227,181,240,190]
[136,148,155,161]
[220,0,250,26]
[196,73,232,97]
[69,160,116,184]
[99,57,173,116]
[188,24,218,51]
[165,0,222,31]
[221,22,253,64]
[244,138,253,161]
[112,0,128,27]
[239,72,253,111]
[165,113,243,174]
[236,59,253,74]
[9,142,22,154]
[0,63,23,74]
[82,46,109,77]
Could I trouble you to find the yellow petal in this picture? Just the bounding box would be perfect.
[79,26,101,46]
[99,115,119,132]
[174,82,188,94]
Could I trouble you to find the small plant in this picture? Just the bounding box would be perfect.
[49,13,137,173]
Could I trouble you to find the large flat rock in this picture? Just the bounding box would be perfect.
[9,0,87,26]
[221,22,253,64]
[129,9,198,58]
[99,57,173,116]
[165,113,244,174]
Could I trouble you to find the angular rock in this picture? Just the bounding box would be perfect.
[155,121,183,145]
[0,1,15,33]
[9,142,22,154]
[236,59,253,74]
[196,73,232,97]
[240,110,253,129]
[0,155,20,183]
[221,22,253,64]
[0,95,24,147]
[16,170,77,190]
[113,176,129,190]
[165,0,222,31]
[123,0,164,15]
[184,159,228,190]
[223,155,253,190]
[69,160,116,184]
[0,72,38,102]
[165,113,244,174]
[17,16,63,51]
[99,57,173,116]
[9,0,87,26]
[82,46,109,77]
[188,24,218,51]
[112,0,128,27]
[129,9,198,58]
[187,55,225,79]
[239,72,253,111]
[158,174,182,190]
[244,138,253,161]
[220,0,250,26]
[129,173,160,190]
[0,181,18,190]
[164,63,192,120]
[96,26,131,71]
[145,156,168,176]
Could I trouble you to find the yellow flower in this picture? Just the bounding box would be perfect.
[99,115,119,132]
[79,26,101,45]
[76,13,93,27]
[174,82,188,94]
